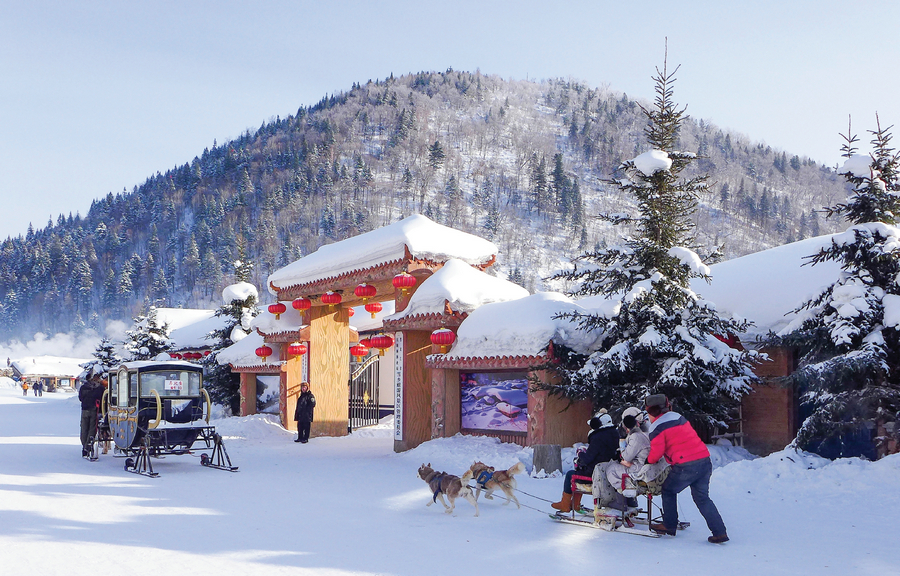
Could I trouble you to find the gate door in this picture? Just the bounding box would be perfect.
[349,355,380,431]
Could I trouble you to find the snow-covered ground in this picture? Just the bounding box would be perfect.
[1,387,897,575]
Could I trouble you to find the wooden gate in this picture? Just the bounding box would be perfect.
[349,355,380,431]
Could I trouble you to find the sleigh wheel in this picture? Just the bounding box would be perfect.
[125,457,134,470]
[200,453,210,466]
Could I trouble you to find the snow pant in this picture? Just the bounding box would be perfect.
[296,420,311,442]
[661,457,726,537]
[592,461,627,510]
[80,409,98,449]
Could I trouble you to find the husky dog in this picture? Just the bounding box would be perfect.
[468,461,525,509]
[417,463,479,517]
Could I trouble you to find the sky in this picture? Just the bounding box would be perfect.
[1,0,899,238]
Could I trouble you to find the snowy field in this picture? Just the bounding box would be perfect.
[1,386,898,575]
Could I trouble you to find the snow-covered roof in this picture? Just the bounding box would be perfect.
[351,300,396,332]
[267,214,497,294]
[216,331,283,369]
[11,356,91,378]
[439,292,613,362]
[251,306,306,336]
[691,234,842,339]
[387,258,529,321]
[156,307,226,350]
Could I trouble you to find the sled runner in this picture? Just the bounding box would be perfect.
[104,361,238,477]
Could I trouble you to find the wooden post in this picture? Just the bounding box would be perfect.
[308,305,350,437]
[238,373,257,417]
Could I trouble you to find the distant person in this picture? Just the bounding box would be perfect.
[78,375,106,457]
[37,382,43,396]
[33,382,39,396]
[293,381,316,444]
[550,409,619,513]
[22,380,28,396]
[645,394,729,544]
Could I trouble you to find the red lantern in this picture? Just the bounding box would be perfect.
[368,333,394,356]
[255,345,273,362]
[172,353,182,360]
[350,344,369,361]
[204,350,211,356]
[185,352,197,360]
[288,341,307,357]
[268,302,287,320]
[364,301,382,319]
[321,291,342,310]
[430,328,456,353]
[354,283,377,304]
[359,337,371,348]
[292,297,312,314]
[392,272,417,294]
[348,307,355,318]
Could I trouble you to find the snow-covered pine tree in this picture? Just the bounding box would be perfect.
[781,116,900,457]
[203,277,260,415]
[544,54,760,427]
[79,337,122,380]
[122,306,173,360]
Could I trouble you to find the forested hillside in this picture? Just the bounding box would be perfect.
[0,69,848,337]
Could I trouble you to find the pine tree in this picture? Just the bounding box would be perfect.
[80,337,121,379]
[780,116,900,457]
[122,306,173,360]
[203,272,260,414]
[544,54,760,426]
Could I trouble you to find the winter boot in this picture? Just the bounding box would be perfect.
[571,491,584,512]
[550,492,572,513]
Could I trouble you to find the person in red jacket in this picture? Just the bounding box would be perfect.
[645,394,729,544]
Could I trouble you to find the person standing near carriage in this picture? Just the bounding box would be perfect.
[78,374,106,457]
[293,381,315,444]
[644,394,729,544]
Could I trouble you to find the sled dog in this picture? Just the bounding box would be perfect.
[417,463,479,517]
[468,461,525,509]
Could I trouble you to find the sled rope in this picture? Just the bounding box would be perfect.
[466,484,557,515]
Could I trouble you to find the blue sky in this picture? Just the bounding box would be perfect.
[1,0,898,238]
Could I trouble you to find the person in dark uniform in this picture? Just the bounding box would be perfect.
[79,374,106,457]
[293,382,316,443]
[550,410,619,513]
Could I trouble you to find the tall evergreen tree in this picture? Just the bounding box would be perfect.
[122,306,172,360]
[780,116,900,457]
[544,54,760,426]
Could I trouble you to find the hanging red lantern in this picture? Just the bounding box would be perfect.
[348,307,355,318]
[268,302,287,320]
[364,301,382,319]
[350,344,369,361]
[321,291,342,310]
[392,272,417,294]
[292,297,312,313]
[288,341,308,357]
[187,352,199,360]
[359,337,371,348]
[172,353,182,360]
[204,350,211,356]
[368,333,394,356]
[255,345,273,362]
[430,328,456,354]
[354,283,377,304]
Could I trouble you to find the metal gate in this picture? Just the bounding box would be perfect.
[349,355,380,431]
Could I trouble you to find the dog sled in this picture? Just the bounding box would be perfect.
[102,360,238,477]
[549,465,689,537]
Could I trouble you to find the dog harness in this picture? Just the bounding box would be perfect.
[431,473,445,502]
[475,470,493,488]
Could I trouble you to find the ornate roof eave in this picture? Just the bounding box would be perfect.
[269,245,496,302]
[228,363,284,374]
[425,353,550,370]
[382,307,467,332]
[256,326,312,343]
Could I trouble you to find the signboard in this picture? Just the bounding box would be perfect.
[164,379,184,391]
[460,371,528,433]
[394,332,404,441]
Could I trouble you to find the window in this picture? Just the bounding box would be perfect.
[140,370,201,397]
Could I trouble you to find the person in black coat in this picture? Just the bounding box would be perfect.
[293,382,316,443]
[551,410,620,512]
[78,375,106,456]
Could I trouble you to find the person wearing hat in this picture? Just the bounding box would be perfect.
[593,407,653,509]
[293,382,316,443]
[551,410,619,513]
[78,373,106,458]
[644,394,729,544]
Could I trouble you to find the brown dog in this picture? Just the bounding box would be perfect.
[417,463,479,517]
[468,461,526,509]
